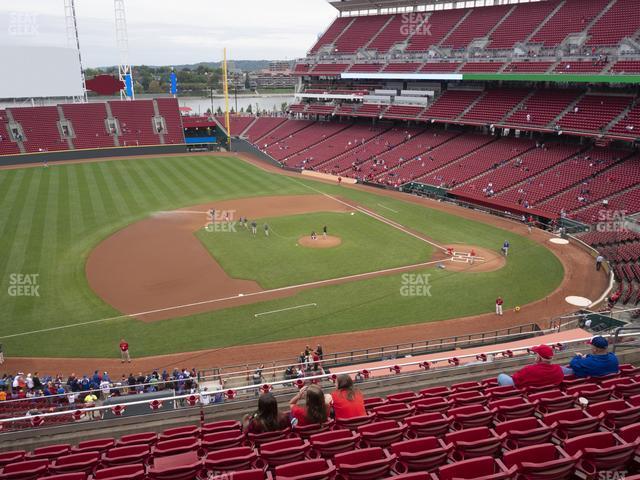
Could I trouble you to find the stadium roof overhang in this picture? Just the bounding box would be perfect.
[328,0,530,13]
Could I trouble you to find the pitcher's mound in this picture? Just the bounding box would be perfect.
[298,235,342,249]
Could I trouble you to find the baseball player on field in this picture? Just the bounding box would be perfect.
[323,225,327,239]
[251,221,257,235]
[502,240,510,256]
[264,223,269,237]
[496,296,504,316]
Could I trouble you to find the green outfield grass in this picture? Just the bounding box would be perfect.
[0,155,564,358]
[196,212,433,289]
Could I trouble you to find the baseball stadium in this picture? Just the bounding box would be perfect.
[1,0,640,478]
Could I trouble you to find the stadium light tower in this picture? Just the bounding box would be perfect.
[114,0,135,100]
[63,0,88,103]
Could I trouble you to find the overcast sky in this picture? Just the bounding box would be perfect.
[0,0,337,67]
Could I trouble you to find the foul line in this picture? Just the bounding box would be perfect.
[288,177,448,252]
[377,203,399,214]
[255,303,317,317]
[0,259,446,340]
[155,210,206,215]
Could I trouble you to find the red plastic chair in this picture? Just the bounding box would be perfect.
[199,446,259,477]
[372,403,415,422]
[147,460,202,480]
[449,391,487,407]
[28,444,71,461]
[116,432,158,447]
[50,452,100,475]
[485,386,520,400]
[0,459,49,480]
[451,381,483,393]
[541,408,600,441]
[528,389,574,414]
[493,417,554,449]
[334,414,374,431]
[272,459,335,480]
[363,397,387,412]
[390,437,451,473]
[0,451,25,468]
[382,474,429,480]
[433,455,516,480]
[309,429,361,459]
[489,396,535,421]
[246,428,291,448]
[151,437,201,457]
[71,438,115,454]
[259,438,310,468]
[158,425,200,442]
[201,430,245,452]
[333,447,396,480]
[444,426,503,460]
[410,396,452,414]
[588,399,640,430]
[560,376,589,390]
[405,412,452,439]
[566,383,613,403]
[92,464,145,480]
[602,377,640,399]
[630,394,640,407]
[419,386,451,398]
[293,420,334,440]
[563,431,638,478]
[501,443,576,480]
[39,474,87,480]
[387,391,420,404]
[448,404,495,430]
[200,420,241,435]
[357,420,407,448]
[619,364,640,377]
[218,470,266,480]
[100,444,151,467]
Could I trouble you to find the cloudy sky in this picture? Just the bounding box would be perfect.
[0,0,337,67]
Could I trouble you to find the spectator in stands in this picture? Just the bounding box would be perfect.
[562,336,619,378]
[242,392,289,434]
[331,374,366,420]
[289,385,330,427]
[596,254,604,271]
[497,344,564,388]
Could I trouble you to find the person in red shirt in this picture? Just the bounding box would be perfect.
[330,374,366,420]
[119,339,130,363]
[497,344,564,388]
[289,385,330,427]
[495,296,504,316]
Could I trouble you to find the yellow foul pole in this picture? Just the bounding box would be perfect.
[222,48,231,149]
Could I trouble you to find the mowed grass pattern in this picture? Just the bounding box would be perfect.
[0,156,563,358]
[196,212,433,289]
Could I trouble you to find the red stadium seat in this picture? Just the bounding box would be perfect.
[390,437,451,473]
[309,429,361,458]
[151,437,201,457]
[563,431,638,478]
[372,403,415,421]
[528,389,574,414]
[405,412,453,438]
[115,432,157,447]
[0,459,50,480]
[620,364,640,377]
[28,445,71,461]
[357,420,407,448]
[363,397,387,411]
[292,420,334,440]
[71,438,115,454]
[212,470,264,480]
[493,417,554,449]
[158,425,199,442]
[333,447,396,480]
[201,420,241,435]
[100,444,151,467]
[334,414,374,431]
[92,465,145,480]
[541,408,600,441]
[501,443,577,480]
[489,396,535,421]
[147,460,202,480]
[246,428,291,448]
[449,404,495,429]
[272,459,335,480]
[39,474,87,480]
[50,452,100,475]
[434,455,516,480]
[566,383,613,403]
[259,438,310,468]
[411,396,452,414]
[485,386,521,400]
[199,447,260,477]
[588,399,640,429]
[201,430,245,452]
[444,426,503,460]
[449,391,488,407]
[387,391,420,404]
[0,452,26,468]
[602,377,640,399]
[451,381,483,393]
[383,474,429,480]
[419,386,451,398]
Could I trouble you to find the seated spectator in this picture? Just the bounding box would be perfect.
[289,385,330,427]
[242,392,289,434]
[562,336,619,378]
[331,374,366,420]
[497,344,564,388]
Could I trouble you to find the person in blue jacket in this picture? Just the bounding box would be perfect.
[562,336,619,377]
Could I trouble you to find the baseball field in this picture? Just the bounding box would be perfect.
[0,154,571,360]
